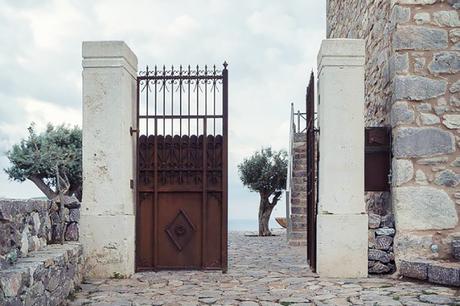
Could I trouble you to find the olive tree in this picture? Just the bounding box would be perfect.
[238,147,287,236]
[4,123,82,201]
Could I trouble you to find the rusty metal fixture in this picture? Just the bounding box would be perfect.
[306,71,318,273]
[365,127,391,192]
[135,63,228,272]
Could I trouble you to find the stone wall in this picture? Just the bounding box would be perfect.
[327,0,393,127]
[390,0,460,265]
[0,199,50,269]
[327,0,460,269]
[0,198,80,270]
[0,199,84,304]
[0,243,83,305]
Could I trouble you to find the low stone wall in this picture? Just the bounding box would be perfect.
[0,242,83,305]
[0,199,51,269]
[0,198,80,270]
[0,199,83,305]
[400,258,460,287]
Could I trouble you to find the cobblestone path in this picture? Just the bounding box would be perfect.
[70,232,460,305]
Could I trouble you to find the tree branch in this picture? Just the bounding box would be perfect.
[268,191,282,207]
[28,175,57,199]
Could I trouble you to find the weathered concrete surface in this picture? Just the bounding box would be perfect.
[317,39,367,278]
[81,41,137,278]
[69,232,460,305]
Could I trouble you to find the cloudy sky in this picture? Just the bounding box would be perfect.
[0,0,326,222]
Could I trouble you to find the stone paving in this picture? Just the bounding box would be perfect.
[69,231,460,306]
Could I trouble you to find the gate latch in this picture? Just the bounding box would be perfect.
[130,127,138,136]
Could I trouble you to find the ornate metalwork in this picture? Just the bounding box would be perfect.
[165,210,196,252]
[135,63,228,272]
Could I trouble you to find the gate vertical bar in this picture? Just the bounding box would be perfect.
[222,62,228,272]
[202,66,208,268]
[171,65,174,134]
[135,76,140,271]
[152,65,160,269]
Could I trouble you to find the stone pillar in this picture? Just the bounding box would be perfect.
[316,39,367,278]
[81,41,137,278]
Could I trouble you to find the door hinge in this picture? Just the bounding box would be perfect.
[387,170,392,186]
[130,179,134,189]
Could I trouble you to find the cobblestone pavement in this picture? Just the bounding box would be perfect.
[70,231,460,305]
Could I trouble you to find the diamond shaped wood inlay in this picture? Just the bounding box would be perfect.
[165,210,196,251]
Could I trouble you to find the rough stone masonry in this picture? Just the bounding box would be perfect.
[0,199,83,305]
[327,0,460,275]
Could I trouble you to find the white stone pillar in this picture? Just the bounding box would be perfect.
[316,39,367,278]
[81,41,137,278]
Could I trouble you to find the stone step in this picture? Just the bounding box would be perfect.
[400,259,460,287]
[293,159,306,168]
[288,239,307,247]
[294,133,306,143]
[291,198,307,206]
[290,213,306,221]
[294,153,307,160]
[293,146,306,153]
[289,230,307,240]
[291,206,306,214]
[292,184,307,192]
[292,177,307,185]
[293,170,307,177]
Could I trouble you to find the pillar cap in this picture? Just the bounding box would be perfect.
[317,39,365,72]
[82,41,138,77]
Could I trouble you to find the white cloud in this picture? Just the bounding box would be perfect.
[19,97,81,128]
[0,0,326,221]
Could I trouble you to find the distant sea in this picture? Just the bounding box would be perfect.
[228,219,282,232]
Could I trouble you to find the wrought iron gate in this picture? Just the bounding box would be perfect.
[306,72,318,272]
[135,64,228,271]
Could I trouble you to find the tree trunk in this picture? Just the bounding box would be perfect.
[28,175,57,199]
[258,195,275,236]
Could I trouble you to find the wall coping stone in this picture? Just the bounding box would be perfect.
[400,258,460,287]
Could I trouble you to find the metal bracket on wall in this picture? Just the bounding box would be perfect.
[364,127,392,192]
[130,127,138,136]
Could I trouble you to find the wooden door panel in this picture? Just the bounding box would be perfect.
[204,193,222,268]
[137,193,154,270]
[157,193,201,269]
